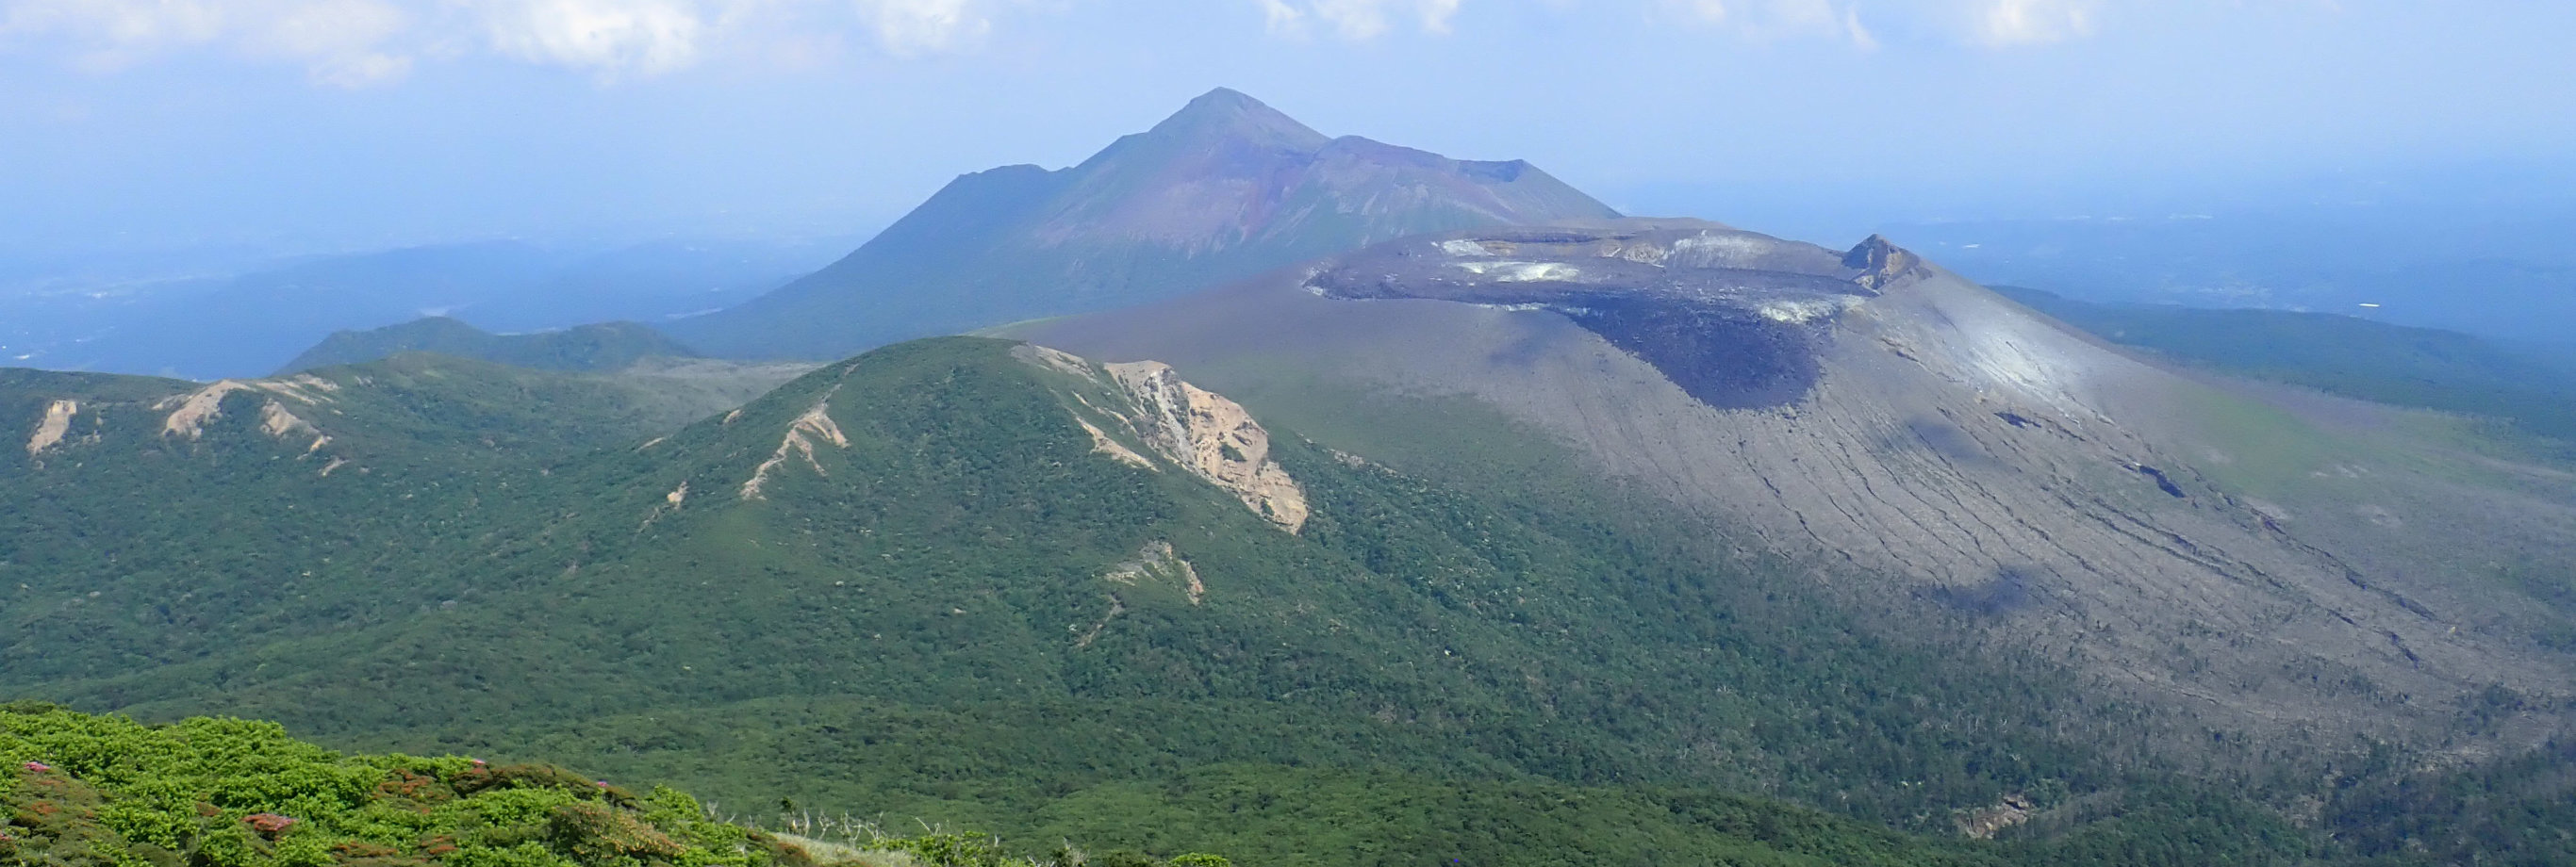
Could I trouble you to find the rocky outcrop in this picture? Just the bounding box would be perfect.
[1104,360,1309,533]
[1104,540,1205,606]
[258,401,330,453]
[1842,234,1924,293]
[1957,795,2035,839]
[25,400,77,456]
[158,382,255,440]
[1016,344,1309,532]
[741,389,850,500]
[157,375,342,442]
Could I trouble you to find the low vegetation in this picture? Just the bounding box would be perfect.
[0,702,1238,867]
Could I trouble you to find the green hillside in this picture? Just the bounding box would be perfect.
[3,337,2320,865]
[0,703,1226,867]
[26,334,2576,863]
[281,317,701,375]
[0,352,801,690]
[1994,286,2576,448]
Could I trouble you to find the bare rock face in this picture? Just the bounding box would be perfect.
[1841,234,1924,294]
[155,375,342,444]
[1014,344,1308,533]
[1105,361,1310,534]
[739,390,850,500]
[25,400,77,456]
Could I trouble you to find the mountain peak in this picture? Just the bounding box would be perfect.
[1141,87,1329,153]
[1842,234,1924,293]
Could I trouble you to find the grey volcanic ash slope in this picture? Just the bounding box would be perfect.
[1022,221,2576,744]
[670,89,1617,361]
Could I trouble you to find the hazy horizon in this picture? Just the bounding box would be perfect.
[8,1,2573,258]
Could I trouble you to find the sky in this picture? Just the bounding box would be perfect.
[4,0,2573,259]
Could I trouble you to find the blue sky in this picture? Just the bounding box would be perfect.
[5,0,2571,256]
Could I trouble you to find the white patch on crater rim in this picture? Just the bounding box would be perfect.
[1438,239,1494,256]
[1672,233,1771,257]
[1756,298,1861,324]
[1454,261,1581,282]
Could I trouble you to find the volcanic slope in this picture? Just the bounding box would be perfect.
[6,337,2313,864]
[669,88,1618,361]
[1018,221,2576,751]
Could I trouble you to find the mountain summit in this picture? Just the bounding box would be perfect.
[670,88,1619,359]
[1129,86,1332,153]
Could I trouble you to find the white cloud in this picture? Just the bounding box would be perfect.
[0,0,1012,82]
[255,0,411,84]
[1968,0,2094,46]
[1661,0,1881,45]
[0,0,2238,86]
[851,0,987,54]
[1260,0,1461,40]
[1660,0,2112,49]
[2,0,229,68]
[1842,5,1875,49]
[0,0,411,83]
[471,0,702,76]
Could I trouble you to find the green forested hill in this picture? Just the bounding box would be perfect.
[0,352,797,690]
[280,317,702,375]
[1993,286,2576,448]
[41,335,2576,863]
[2,337,2325,865]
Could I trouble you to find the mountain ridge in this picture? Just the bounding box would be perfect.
[668,89,1619,360]
[280,316,701,374]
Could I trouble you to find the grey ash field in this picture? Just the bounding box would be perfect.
[8,89,2576,867]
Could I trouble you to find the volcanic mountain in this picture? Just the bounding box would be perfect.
[669,88,1618,360]
[5,334,2328,863]
[1018,221,2576,746]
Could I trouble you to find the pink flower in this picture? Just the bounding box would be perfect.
[22,761,50,773]
[595,781,611,788]
[470,759,487,767]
